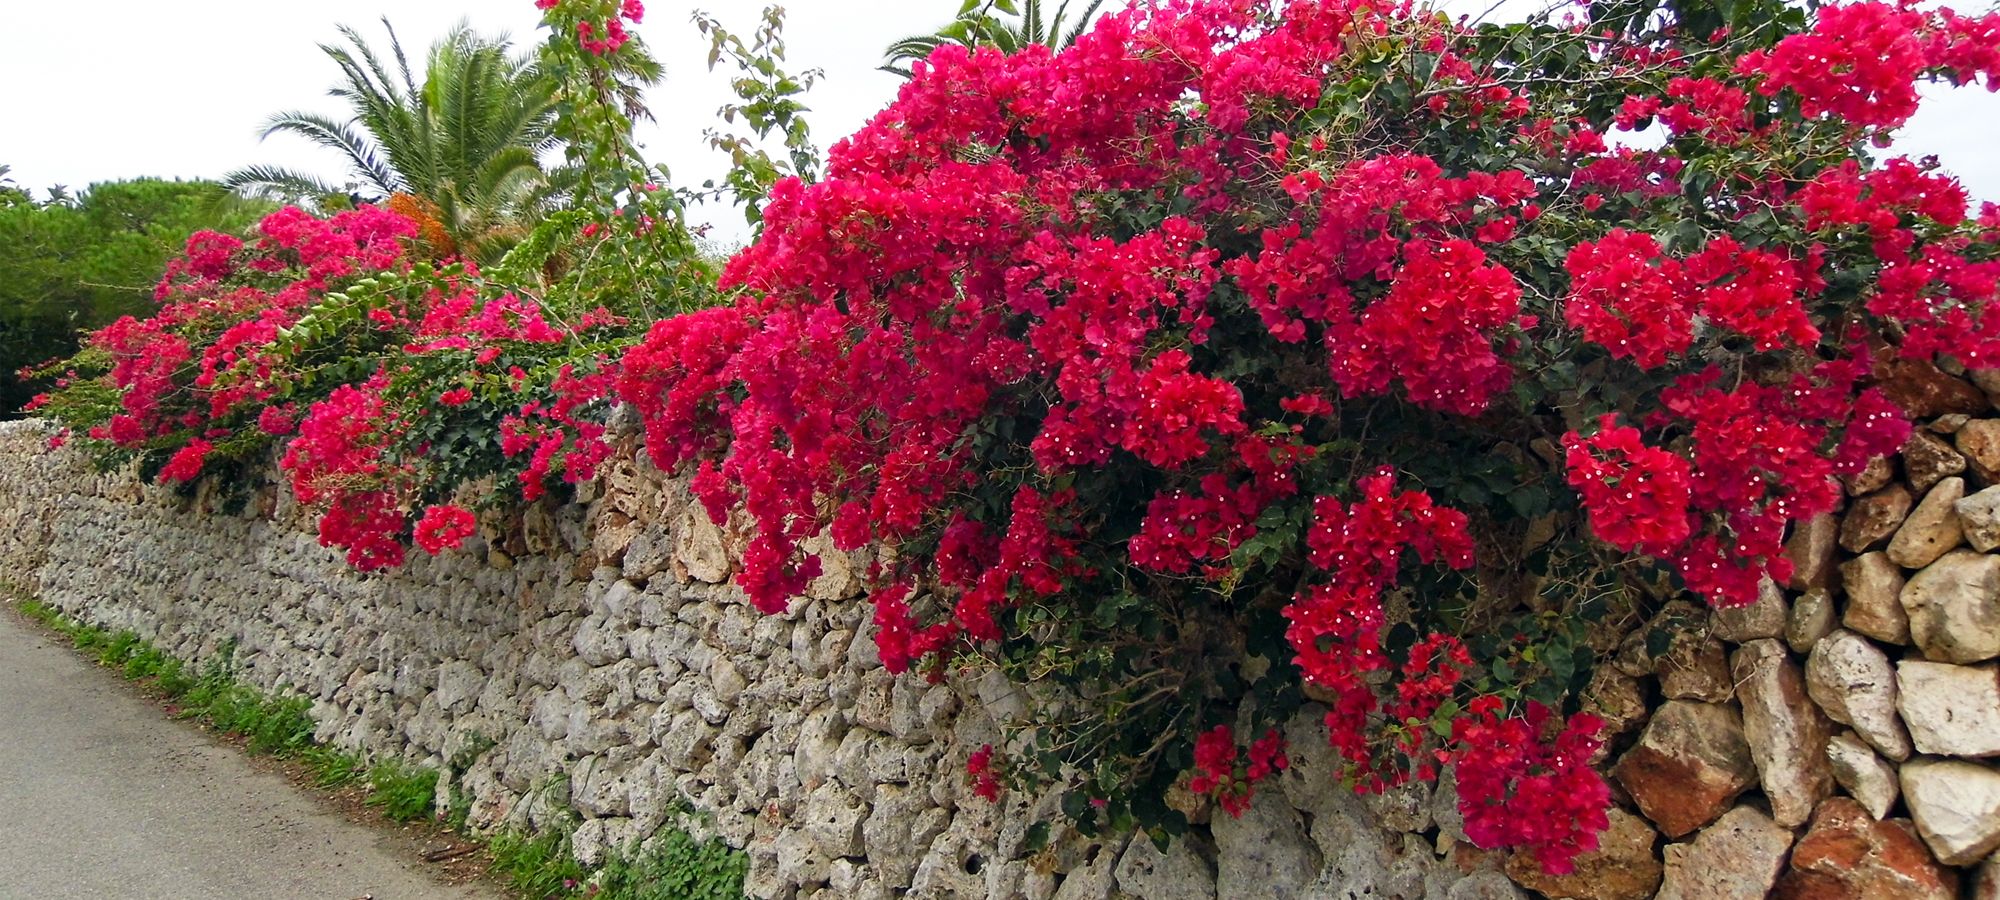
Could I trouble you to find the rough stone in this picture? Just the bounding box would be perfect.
[1888,478,1967,569]
[1932,414,1974,434]
[1360,779,1431,834]
[1713,577,1789,643]
[1659,631,1735,703]
[1805,629,1914,761]
[801,533,865,603]
[803,783,868,858]
[673,505,730,584]
[1772,797,1957,900]
[1447,871,1530,900]
[1906,432,1969,493]
[860,785,945,885]
[1876,354,1989,419]
[1788,588,1838,654]
[1655,805,1795,900]
[1900,549,2000,663]
[1896,660,2000,757]
[1212,790,1320,900]
[1842,553,1912,644]
[1846,455,1897,496]
[1050,838,1123,900]
[1826,732,1901,820]
[1959,486,2000,553]
[1900,758,2000,866]
[1977,853,1999,900]
[1502,807,1660,900]
[1613,629,1655,678]
[1843,484,1917,553]
[619,526,672,584]
[1733,639,1835,827]
[1958,418,2000,484]
[1612,700,1758,838]
[1580,666,1648,740]
[1973,369,2000,404]
[1787,513,1841,591]
[1113,837,1216,900]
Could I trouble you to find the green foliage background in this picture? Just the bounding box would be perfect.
[0,176,269,417]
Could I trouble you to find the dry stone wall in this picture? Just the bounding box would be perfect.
[2,410,1999,899]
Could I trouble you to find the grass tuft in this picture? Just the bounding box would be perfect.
[365,759,440,822]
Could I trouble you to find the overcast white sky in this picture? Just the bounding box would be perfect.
[4,0,1995,249]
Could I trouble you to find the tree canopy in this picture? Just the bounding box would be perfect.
[0,177,268,418]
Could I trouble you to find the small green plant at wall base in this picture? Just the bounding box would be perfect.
[488,822,748,900]
[304,745,367,789]
[365,759,439,822]
[591,830,749,900]
[488,826,588,899]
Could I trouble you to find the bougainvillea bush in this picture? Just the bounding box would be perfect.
[617,0,1999,871]
[26,0,723,570]
[26,0,2000,876]
[26,199,655,569]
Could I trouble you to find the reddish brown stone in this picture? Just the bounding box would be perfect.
[1505,807,1662,900]
[1785,513,1840,592]
[1904,431,1968,493]
[1613,701,1758,838]
[1773,798,1957,900]
[1846,455,1897,496]
[1875,351,1989,418]
[1958,419,2000,485]
[1840,484,1915,553]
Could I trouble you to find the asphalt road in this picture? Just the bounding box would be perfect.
[0,607,499,900]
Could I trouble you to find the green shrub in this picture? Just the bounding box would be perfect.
[594,830,748,900]
[365,759,439,822]
[489,827,587,898]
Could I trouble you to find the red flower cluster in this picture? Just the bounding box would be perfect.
[966,744,1002,802]
[1564,229,1818,369]
[1326,238,1523,415]
[1740,2,2000,131]
[159,439,211,484]
[82,206,417,462]
[1446,699,1609,876]
[1564,415,1694,556]
[414,505,478,555]
[1565,353,1911,607]
[1287,472,1474,783]
[1187,725,1288,817]
[1228,157,1537,413]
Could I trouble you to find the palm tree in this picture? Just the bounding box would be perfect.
[224,20,557,262]
[882,0,1108,77]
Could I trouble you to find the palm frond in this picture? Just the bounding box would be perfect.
[219,165,345,206]
[1058,0,1107,48]
[1024,0,1048,45]
[256,111,401,196]
[237,17,556,256]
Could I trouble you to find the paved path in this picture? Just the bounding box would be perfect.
[0,607,500,900]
